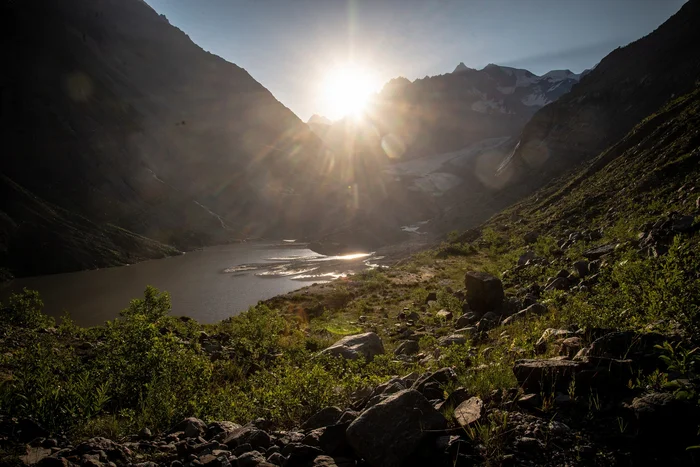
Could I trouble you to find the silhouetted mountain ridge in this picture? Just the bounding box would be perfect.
[0,0,335,276]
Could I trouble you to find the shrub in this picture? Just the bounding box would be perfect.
[0,289,53,330]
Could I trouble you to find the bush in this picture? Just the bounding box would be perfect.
[0,289,53,330]
[560,237,700,337]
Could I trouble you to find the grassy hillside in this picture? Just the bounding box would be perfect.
[1,90,699,465]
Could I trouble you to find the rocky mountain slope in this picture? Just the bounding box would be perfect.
[499,0,700,188]
[1,0,334,276]
[422,0,700,237]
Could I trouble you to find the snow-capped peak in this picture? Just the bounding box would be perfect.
[542,69,580,81]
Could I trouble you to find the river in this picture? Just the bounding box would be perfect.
[0,242,378,326]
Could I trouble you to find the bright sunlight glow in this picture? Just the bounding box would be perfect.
[321,64,379,120]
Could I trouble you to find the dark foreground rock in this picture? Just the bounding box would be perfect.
[464,271,504,313]
[346,389,447,467]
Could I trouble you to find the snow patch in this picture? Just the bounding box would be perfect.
[471,99,512,114]
[521,93,551,107]
[542,69,580,81]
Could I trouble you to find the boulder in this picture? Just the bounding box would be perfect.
[313,423,353,457]
[629,392,700,450]
[573,260,590,277]
[346,390,447,467]
[171,417,207,439]
[320,332,385,360]
[302,407,343,430]
[453,397,484,427]
[282,443,325,467]
[464,271,504,313]
[586,331,667,360]
[236,451,265,467]
[394,340,420,356]
[455,312,478,328]
[438,334,467,346]
[559,337,583,358]
[513,359,584,392]
[223,426,271,451]
[582,243,618,260]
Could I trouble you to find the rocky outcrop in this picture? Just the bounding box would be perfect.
[320,333,385,360]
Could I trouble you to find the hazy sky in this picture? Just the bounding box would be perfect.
[145,0,686,121]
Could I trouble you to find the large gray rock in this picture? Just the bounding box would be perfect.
[464,271,504,313]
[320,332,385,360]
[454,397,484,427]
[346,389,447,467]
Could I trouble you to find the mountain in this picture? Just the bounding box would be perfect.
[321,63,581,162]
[422,0,700,235]
[1,0,335,276]
[452,62,473,73]
[307,114,332,137]
[499,0,700,188]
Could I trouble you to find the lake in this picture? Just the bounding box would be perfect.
[0,242,378,326]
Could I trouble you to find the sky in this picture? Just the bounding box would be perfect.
[145,0,687,121]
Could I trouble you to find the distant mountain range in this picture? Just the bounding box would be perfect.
[316,62,583,161]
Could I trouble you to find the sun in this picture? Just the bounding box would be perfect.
[321,64,378,120]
